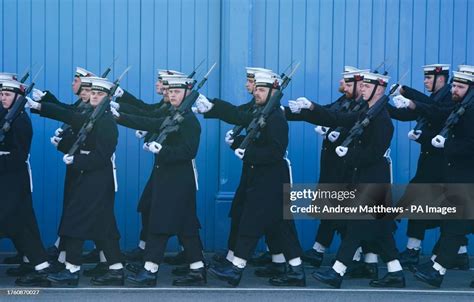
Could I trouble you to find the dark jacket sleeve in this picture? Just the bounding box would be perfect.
[305,102,359,128]
[40,102,89,129]
[116,90,162,111]
[203,98,254,126]
[116,112,166,131]
[243,111,288,165]
[3,113,32,166]
[387,104,419,121]
[401,86,431,103]
[156,114,201,164]
[444,108,474,157]
[72,116,118,171]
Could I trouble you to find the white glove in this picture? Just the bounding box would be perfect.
[110,101,120,110]
[110,107,120,118]
[392,95,411,109]
[63,154,74,165]
[296,97,312,109]
[407,129,422,141]
[50,136,62,147]
[191,107,198,114]
[288,100,301,114]
[135,130,148,139]
[148,142,163,154]
[314,126,329,136]
[432,135,445,148]
[113,87,124,98]
[280,105,285,112]
[328,131,340,142]
[235,148,245,160]
[143,142,150,152]
[32,88,46,102]
[390,84,401,96]
[225,129,234,146]
[25,97,41,110]
[54,128,63,137]
[335,146,348,157]
[195,94,213,113]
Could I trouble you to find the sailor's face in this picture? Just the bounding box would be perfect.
[155,79,164,95]
[90,90,108,107]
[360,82,375,101]
[343,81,355,99]
[168,88,186,107]
[451,82,469,102]
[424,75,435,92]
[1,91,16,109]
[72,76,81,94]
[253,86,270,105]
[338,78,345,93]
[79,87,91,102]
[162,86,170,102]
[246,78,255,94]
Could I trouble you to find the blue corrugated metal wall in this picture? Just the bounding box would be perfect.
[1,0,473,254]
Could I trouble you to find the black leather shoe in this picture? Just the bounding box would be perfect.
[414,265,443,288]
[124,247,145,262]
[248,251,272,267]
[173,267,207,286]
[312,268,343,288]
[370,271,405,288]
[3,253,23,264]
[15,267,52,287]
[208,264,243,287]
[412,260,434,273]
[47,269,80,287]
[269,264,306,287]
[125,262,143,274]
[6,263,34,277]
[399,248,420,267]
[346,262,378,280]
[46,245,59,260]
[126,268,157,287]
[82,249,100,264]
[48,260,66,274]
[172,266,190,276]
[83,262,109,277]
[211,252,228,265]
[447,253,470,270]
[255,262,287,278]
[302,249,324,268]
[163,251,186,265]
[91,268,124,286]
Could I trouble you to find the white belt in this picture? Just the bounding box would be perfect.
[192,159,199,191]
[384,148,393,184]
[111,153,118,192]
[26,154,33,192]
[0,151,11,156]
[284,151,293,188]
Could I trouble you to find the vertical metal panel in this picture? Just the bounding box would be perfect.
[1,0,472,253]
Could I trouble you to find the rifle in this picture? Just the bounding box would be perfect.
[237,63,300,150]
[58,61,117,137]
[148,63,217,145]
[335,70,409,157]
[432,87,474,147]
[66,66,131,156]
[0,66,43,143]
[408,84,451,139]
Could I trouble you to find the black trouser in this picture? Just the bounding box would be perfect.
[314,220,347,248]
[10,223,48,267]
[336,222,399,266]
[139,212,150,243]
[434,220,472,268]
[234,220,302,262]
[406,220,439,240]
[63,236,123,266]
[144,233,203,265]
